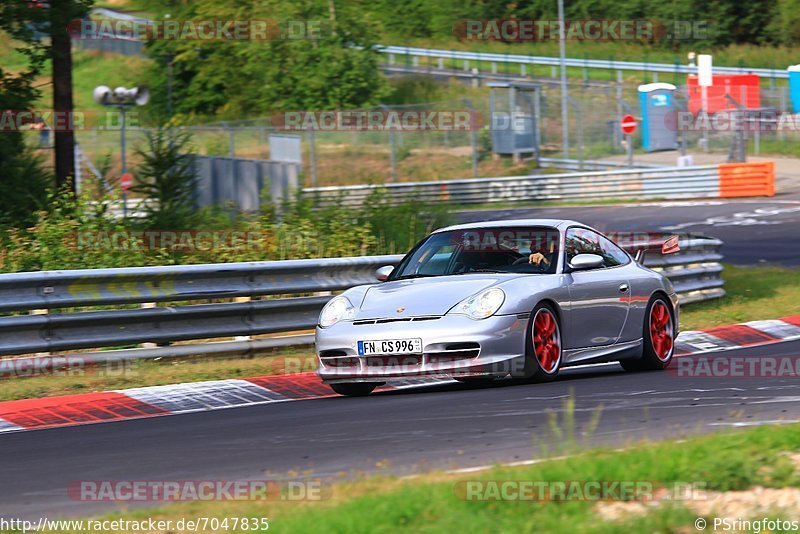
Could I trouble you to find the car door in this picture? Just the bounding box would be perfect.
[564,227,631,352]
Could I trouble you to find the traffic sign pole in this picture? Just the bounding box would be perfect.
[626,134,633,167]
[620,114,637,168]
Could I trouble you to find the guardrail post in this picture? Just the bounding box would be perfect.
[520,64,526,77]
[437,57,444,70]
[31,309,49,357]
[234,297,252,341]
[140,303,158,348]
[491,62,497,75]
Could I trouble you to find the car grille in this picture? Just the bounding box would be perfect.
[426,342,480,362]
[352,316,441,325]
[320,342,480,369]
[319,350,359,368]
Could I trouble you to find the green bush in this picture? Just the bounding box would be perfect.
[0,189,453,273]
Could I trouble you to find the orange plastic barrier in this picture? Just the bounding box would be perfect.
[718,161,775,198]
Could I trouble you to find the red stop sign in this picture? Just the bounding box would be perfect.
[120,172,133,192]
[621,115,637,135]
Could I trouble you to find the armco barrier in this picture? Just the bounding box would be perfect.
[0,236,723,365]
[719,161,775,198]
[304,163,777,206]
[378,45,789,80]
[304,166,723,206]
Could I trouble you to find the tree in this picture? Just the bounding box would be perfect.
[0,4,52,228]
[144,0,389,119]
[131,127,198,228]
[0,0,92,194]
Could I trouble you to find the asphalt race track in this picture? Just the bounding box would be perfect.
[455,199,800,266]
[2,340,799,519]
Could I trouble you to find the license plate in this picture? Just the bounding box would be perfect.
[358,338,422,356]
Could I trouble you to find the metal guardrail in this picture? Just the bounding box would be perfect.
[380,45,789,80]
[0,239,723,367]
[538,157,664,171]
[303,165,721,206]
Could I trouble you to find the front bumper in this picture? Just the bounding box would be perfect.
[316,313,528,384]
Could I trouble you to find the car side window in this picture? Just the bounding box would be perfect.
[565,228,630,268]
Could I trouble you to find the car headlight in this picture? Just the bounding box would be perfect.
[319,296,357,328]
[452,288,505,319]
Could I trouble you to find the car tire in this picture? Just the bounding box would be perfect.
[621,295,675,372]
[524,303,563,382]
[329,383,378,397]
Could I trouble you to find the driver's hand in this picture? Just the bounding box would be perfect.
[529,252,550,266]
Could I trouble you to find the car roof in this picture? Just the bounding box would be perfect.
[432,219,586,234]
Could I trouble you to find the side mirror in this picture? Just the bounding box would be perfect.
[375,265,394,282]
[569,253,604,271]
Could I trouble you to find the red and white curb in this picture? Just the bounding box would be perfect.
[674,316,800,355]
[0,315,798,435]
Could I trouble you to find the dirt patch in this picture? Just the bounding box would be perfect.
[596,486,800,523]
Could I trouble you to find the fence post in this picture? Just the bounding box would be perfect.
[464,99,479,178]
[306,127,317,186]
[227,125,235,158]
[381,104,398,182]
[616,70,623,149]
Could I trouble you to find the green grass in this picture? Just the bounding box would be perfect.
[679,264,800,330]
[21,416,800,533]
[0,347,317,402]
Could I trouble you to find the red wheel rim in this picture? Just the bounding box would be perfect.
[533,309,561,373]
[649,301,674,361]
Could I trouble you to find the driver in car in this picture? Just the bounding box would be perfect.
[528,237,557,267]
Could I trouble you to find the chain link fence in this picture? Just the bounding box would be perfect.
[23,76,797,190]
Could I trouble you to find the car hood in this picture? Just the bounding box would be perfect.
[356,275,513,318]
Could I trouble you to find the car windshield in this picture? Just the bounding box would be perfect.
[392,227,560,279]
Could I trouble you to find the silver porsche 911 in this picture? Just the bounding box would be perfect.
[316,219,679,396]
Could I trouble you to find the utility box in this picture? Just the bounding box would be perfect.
[488,81,541,161]
[638,82,678,152]
[788,65,800,113]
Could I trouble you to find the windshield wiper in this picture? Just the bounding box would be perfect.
[452,269,506,274]
[394,274,438,280]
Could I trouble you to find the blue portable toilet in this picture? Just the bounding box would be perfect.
[638,83,678,152]
[788,65,800,113]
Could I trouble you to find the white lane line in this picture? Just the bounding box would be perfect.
[749,396,800,405]
[709,420,800,427]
